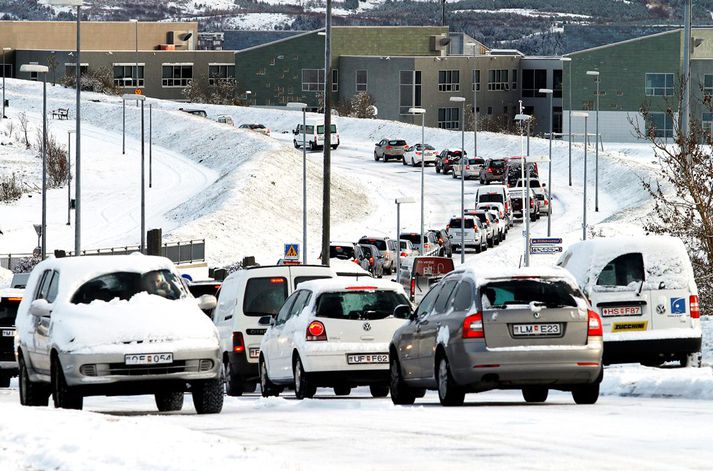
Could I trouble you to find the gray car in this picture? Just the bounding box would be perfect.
[374,139,408,162]
[388,266,604,406]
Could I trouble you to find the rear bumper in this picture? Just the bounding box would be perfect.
[300,344,390,375]
[0,360,18,377]
[306,369,389,387]
[228,350,259,381]
[603,336,702,365]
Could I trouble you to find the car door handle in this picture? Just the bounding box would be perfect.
[418,320,429,327]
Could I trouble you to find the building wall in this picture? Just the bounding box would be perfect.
[520,57,564,136]
[331,26,448,64]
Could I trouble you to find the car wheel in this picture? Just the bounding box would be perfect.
[437,356,465,407]
[18,355,49,407]
[369,384,389,398]
[572,382,600,405]
[452,171,457,179]
[310,141,316,151]
[487,237,494,248]
[389,356,416,405]
[333,385,351,396]
[293,140,299,149]
[192,376,224,414]
[374,152,379,161]
[412,158,417,167]
[436,165,441,174]
[383,155,389,162]
[51,357,83,410]
[475,243,481,254]
[259,357,281,397]
[0,373,10,388]
[522,387,548,403]
[681,351,703,368]
[224,360,244,397]
[293,356,316,400]
[155,391,184,412]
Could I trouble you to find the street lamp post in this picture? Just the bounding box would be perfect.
[450,96,466,263]
[573,112,590,240]
[67,129,75,226]
[122,96,126,154]
[466,42,479,156]
[515,110,532,266]
[21,64,49,259]
[149,103,152,188]
[408,107,426,256]
[122,93,147,252]
[394,197,415,282]
[561,57,572,186]
[287,102,309,264]
[586,70,600,212]
[2,47,10,120]
[539,88,554,236]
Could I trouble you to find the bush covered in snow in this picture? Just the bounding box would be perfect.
[61,67,118,95]
[0,173,23,202]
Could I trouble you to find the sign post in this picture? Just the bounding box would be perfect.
[529,237,563,255]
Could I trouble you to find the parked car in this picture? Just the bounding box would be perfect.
[216,115,234,126]
[358,236,396,275]
[505,157,539,187]
[358,244,386,278]
[452,157,484,180]
[479,158,507,185]
[557,236,703,367]
[446,216,487,253]
[374,139,408,162]
[187,280,222,316]
[259,279,411,399]
[213,264,335,396]
[397,256,455,304]
[15,255,223,413]
[509,188,540,221]
[514,178,550,215]
[474,185,513,223]
[400,232,439,256]
[403,143,438,167]
[435,148,466,175]
[330,242,370,272]
[466,210,498,247]
[293,122,340,150]
[389,265,604,406]
[178,108,207,118]
[399,239,416,260]
[477,201,512,229]
[0,288,23,387]
[239,123,271,136]
[428,229,453,258]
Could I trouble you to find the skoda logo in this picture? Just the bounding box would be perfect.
[363,322,372,332]
[656,304,666,315]
[533,312,541,319]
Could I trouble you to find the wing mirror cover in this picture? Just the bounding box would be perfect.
[29,299,52,318]
[197,294,218,312]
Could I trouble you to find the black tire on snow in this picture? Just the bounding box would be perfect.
[522,387,548,403]
[259,357,282,397]
[333,385,351,396]
[572,382,600,405]
[437,356,465,407]
[155,391,184,412]
[293,357,316,399]
[192,377,224,414]
[52,357,83,410]
[0,373,10,388]
[19,355,49,407]
[224,360,245,397]
[389,357,416,405]
[370,384,389,398]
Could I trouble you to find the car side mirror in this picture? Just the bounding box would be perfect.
[394,304,412,319]
[197,294,217,312]
[542,183,546,187]
[29,299,52,318]
[409,310,419,322]
[258,315,274,326]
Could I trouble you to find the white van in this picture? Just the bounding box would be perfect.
[474,184,513,222]
[293,122,340,150]
[213,265,335,395]
[557,236,702,367]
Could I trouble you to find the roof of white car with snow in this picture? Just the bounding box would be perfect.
[458,264,578,284]
[0,287,24,298]
[329,259,371,276]
[296,277,405,296]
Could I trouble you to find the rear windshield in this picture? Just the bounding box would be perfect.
[472,158,485,165]
[478,193,504,204]
[474,213,487,223]
[71,270,187,304]
[330,245,356,260]
[421,144,436,150]
[317,124,338,134]
[489,160,506,168]
[413,258,455,277]
[448,218,475,229]
[187,283,221,298]
[480,279,581,309]
[295,276,332,289]
[0,297,21,327]
[389,140,407,146]
[359,238,388,251]
[400,233,423,245]
[316,290,409,320]
[448,150,465,157]
[250,124,265,129]
[243,277,288,317]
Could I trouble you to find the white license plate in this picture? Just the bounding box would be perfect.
[512,323,561,336]
[601,306,642,317]
[347,353,389,365]
[125,353,173,365]
[249,348,260,359]
[2,329,14,337]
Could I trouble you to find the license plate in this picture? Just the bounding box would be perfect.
[347,353,389,365]
[601,306,642,317]
[2,329,14,337]
[125,353,173,365]
[512,323,561,336]
[249,348,260,359]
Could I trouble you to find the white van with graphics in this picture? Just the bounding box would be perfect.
[557,236,702,367]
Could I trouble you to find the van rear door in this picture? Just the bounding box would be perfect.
[643,254,695,331]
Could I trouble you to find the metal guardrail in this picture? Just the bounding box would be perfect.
[0,239,205,272]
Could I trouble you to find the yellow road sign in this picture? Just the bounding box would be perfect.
[284,243,300,260]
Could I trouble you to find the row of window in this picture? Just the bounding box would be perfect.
[62,63,235,89]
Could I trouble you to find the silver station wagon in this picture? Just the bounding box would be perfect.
[389,266,604,406]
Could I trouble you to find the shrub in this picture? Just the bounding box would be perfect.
[0,173,23,202]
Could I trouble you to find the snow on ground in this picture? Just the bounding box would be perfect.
[222,13,294,30]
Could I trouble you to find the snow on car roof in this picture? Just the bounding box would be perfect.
[0,287,24,298]
[458,263,578,287]
[296,277,406,296]
[328,259,372,276]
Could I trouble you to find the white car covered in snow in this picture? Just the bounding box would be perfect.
[258,278,411,399]
[15,255,224,413]
[557,236,703,367]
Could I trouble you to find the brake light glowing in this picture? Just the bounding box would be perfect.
[544,199,549,206]
[690,295,700,319]
[410,278,416,299]
[232,332,245,353]
[463,312,484,338]
[587,309,603,337]
[6,297,22,302]
[385,145,393,150]
[466,165,470,170]
[270,278,285,284]
[306,321,327,341]
[486,168,492,173]
[400,251,408,257]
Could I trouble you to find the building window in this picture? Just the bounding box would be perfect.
[703,112,713,135]
[356,70,368,92]
[302,68,324,92]
[438,70,460,92]
[553,106,563,134]
[522,69,547,97]
[332,69,338,92]
[400,70,422,115]
[438,107,460,129]
[208,64,235,86]
[488,69,509,91]
[113,64,144,88]
[645,73,674,96]
[472,69,480,91]
[487,106,493,115]
[704,75,713,97]
[511,69,518,90]
[647,112,673,138]
[162,64,193,87]
[64,63,88,77]
[553,69,563,98]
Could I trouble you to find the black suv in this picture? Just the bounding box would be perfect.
[479,158,507,185]
[0,291,22,387]
[435,149,466,175]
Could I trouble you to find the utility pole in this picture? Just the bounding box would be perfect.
[321,1,333,266]
[682,0,692,137]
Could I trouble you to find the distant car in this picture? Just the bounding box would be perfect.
[239,123,271,136]
[403,143,437,167]
[476,201,512,229]
[435,148,466,175]
[216,115,234,126]
[15,255,223,413]
[397,256,455,305]
[471,209,504,245]
[400,231,439,256]
[514,178,550,215]
[0,288,23,387]
[358,236,396,275]
[187,280,222,316]
[293,122,340,150]
[428,228,453,258]
[374,139,408,162]
[178,108,207,118]
[10,273,30,289]
[330,242,370,272]
[479,158,507,185]
[358,243,386,278]
[474,185,513,223]
[509,187,540,221]
[452,157,484,180]
[505,157,539,187]
[446,216,487,253]
[398,239,415,260]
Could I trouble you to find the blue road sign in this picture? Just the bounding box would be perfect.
[284,243,300,260]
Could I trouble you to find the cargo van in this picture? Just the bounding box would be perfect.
[213,265,336,395]
[557,236,703,367]
[293,122,340,150]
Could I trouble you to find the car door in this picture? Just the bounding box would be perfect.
[276,290,313,380]
[398,282,442,381]
[643,253,693,331]
[376,139,385,158]
[32,269,58,374]
[415,277,459,379]
[264,291,299,381]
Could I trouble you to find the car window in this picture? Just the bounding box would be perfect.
[415,282,442,319]
[288,290,312,319]
[0,296,21,327]
[490,160,505,168]
[400,233,422,245]
[46,271,60,303]
[596,253,645,287]
[448,218,475,229]
[389,140,407,146]
[71,269,186,304]
[306,125,314,134]
[276,291,300,326]
[480,279,580,309]
[432,279,459,314]
[452,280,475,312]
[242,277,288,317]
[315,290,408,320]
[358,238,388,251]
[34,270,52,300]
[294,276,331,289]
[330,245,356,260]
[360,245,373,257]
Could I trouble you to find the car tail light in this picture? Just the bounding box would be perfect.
[401,251,408,257]
[416,151,421,155]
[587,309,603,337]
[444,158,449,164]
[505,201,509,212]
[544,199,549,206]
[466,165,470,170]
[410,278,416,298]
[353,259,359,265]
[386,145,393,150]
[270,278,284,284]
[306,321,327,341]
[487,167,492,173]
[232,332,245,353]
[690,295,700,318]
[463,312,484,338]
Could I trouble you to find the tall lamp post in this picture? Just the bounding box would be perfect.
[586,70,600,212]
[539,88,554,236]
[572,112,590,240]
[466,42,479,156]
[320,1,334,267]
[561,57,572,186]
[67,129,75,226]
[130,19,139,100]
[2,47,10,119]
[515,111,532,266]
[287,101,308,264]
[450,96,466,263]
[408,107,426,255]
[394,197,415,282]
[122,93,147,252]
[21,64,49,259]
[149,102,152,188]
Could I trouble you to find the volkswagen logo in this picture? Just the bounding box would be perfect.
[363,322,372,332]
[533,312,541,319]
[656,304,666,315]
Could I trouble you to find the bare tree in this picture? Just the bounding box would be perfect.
[18,112,30,148]
[349,91,376,118]
[34,127,68,189]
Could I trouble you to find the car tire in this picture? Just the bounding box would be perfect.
[475,243,481,254]
[487,237,494,248]
[369,384,389,398]
[522,387,548,403]
[310,141,316,151]
[155,391,184,412]
[412,158,418,167]
[383,155,389,162]
[18,355,49,407]
[436,165,441,174]
[389,356,416,405]
[293,356,316,400]
[51,357,83,410]
[374,152,379,161]
[224,360,245,397]
[259,357,281,397]
[192,376,224,414]
[0,373,10,388]
[333,385,351,396]
[437,356,465,407]
[572,382,600,405]
[331,145,338,150]
[293,140,299,149]
[681,351,703,368]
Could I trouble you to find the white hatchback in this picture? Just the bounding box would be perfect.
[259,279,411,399]
[403,143,438,167]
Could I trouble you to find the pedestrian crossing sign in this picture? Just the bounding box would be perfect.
[284,243,300,260]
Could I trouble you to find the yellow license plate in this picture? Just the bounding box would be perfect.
[612,321,648,332]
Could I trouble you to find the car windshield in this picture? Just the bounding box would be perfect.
[315,290,408,320]
[490,160,506,168]
[330,245,356,259]
[448,218,475,229]
[480,279,580,309]
[389,140,407,146]
[187,283,221,298]
[399,240,411,250]
[243,277,288,317]
[359,238,388,251]
[421,144,436,150]
[71,270,187,304]
[250,124,265,129]
[474,213,488,223]
[478,193,504,203]
[0,297,21,327]
[449,150,465,157]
